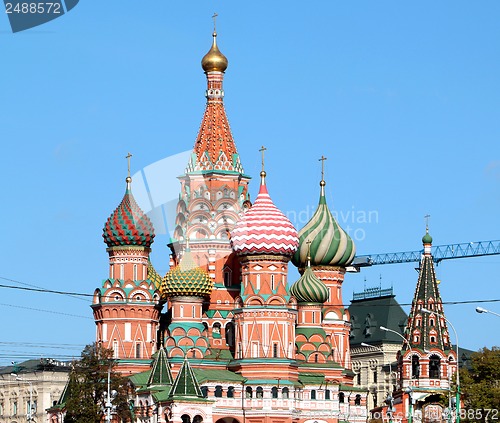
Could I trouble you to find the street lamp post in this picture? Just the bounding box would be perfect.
[421,308,460,423]
[476,307,500,318]
[405,386,414,423]
[11,374,34,421]
[380,326,411,389]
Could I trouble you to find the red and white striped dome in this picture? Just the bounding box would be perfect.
[231,173,299,256]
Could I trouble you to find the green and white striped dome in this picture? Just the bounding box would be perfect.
[290,266,328,304]
[292,181,355,268]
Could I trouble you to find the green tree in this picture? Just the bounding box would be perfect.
[64,343,133,423]
[459,346,500,422]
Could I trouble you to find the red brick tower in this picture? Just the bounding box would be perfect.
[93,170,162,373]
[230,168,299,381]
[292,171,356,370]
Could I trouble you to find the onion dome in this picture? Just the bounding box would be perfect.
[161,249,213,298]
[147,259,162,289]
[201,32,228,73]
[103,177,155,248]
[422,230,433,244]
[290,265,328,304]
[292,180,355,268]
[231,172,299,256]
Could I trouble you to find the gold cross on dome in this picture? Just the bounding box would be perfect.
[319,155,327,180]
[126,152,132,177]
[424,214,431,231]
[259,145,267,172]
[212,12,218,32]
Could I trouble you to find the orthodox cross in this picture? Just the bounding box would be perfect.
[306,239,312,264]
[319,155,327,180]
[424,214,431,232]
[212,12,218,32]
[259,145,267,172]
[126,152,132,178]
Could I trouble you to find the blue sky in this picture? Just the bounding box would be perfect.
[0,1,499,365]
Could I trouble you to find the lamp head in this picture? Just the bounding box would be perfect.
[476,307,487,314]
[421,308,431,314]
[380,326,389,331]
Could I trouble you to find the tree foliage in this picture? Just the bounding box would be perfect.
[63,343,133,423]
[459,346,500,422]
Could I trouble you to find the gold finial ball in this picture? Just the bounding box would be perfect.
[320,180,326,187]
[201,33,228,73]
[126,176,132,183]
[260,171,267,178]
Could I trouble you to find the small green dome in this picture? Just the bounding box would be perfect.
[290,266,328,304]
[161,250,213,298]
[422,231,433,244]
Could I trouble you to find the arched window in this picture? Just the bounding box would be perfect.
[355,394,361,405]
[227,386,234,398]
[314,353,319,363]
[225,322,235,348]
[200,386,208,398]
[256,386,264,399]
[271,387,278,398]
[135,343,141,359]
[311,389,316,400]
[181,415,191,423]
[429,355,441,378]
[282,387,289,399]
[339,392,345,403]
[325,389,331,400]
[245,386,253,398]
[193,416,203,423]
[412,356,420,378]
[215,385,223,398]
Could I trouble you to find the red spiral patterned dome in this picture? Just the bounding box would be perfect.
[103,178,155,248]
[231,174,298,256]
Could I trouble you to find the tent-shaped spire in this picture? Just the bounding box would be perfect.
[147,347,173,387]
[169,356,203,399]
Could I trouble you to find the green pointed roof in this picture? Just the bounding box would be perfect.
[147,259,163,290]
[405,235,451,352]
[290,266,328,304]
[169,357,203,399]
[161,249,213,298]
[147,347,173,387]
[292,181,355,268]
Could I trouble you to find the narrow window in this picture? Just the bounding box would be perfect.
[355,394,361,405]
[120,264,124,279]
[373,370,377,383]
[311,389,316,400]
[133,264,137,280]
[256,274,261,290]
[325,389,331,400]
[135,342,141,358]
[314,353,319,363]
[227,386,234,398]
[339,392,345,403]
[357,372,361,385]
[271,387,278,398]
[246,386,253,398]
[256,387,263,399]
[271,274,275,290]
[113,340,119,359]
[282,387,289,399]
[224,270,231,287]
[215,386,223,398]
[273,343,278,358]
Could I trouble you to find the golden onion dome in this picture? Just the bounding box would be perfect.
[201,32,228,73]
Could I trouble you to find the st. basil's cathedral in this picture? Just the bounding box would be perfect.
[87,25,457,423]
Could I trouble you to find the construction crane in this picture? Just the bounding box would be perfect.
[349,240,500,271]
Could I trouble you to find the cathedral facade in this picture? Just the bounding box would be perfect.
[92,29,367,423]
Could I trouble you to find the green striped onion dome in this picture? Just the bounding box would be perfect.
[161,249,213,298]
[292,182,355,268]
[290,266,328,304]
[103,178,155,248]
